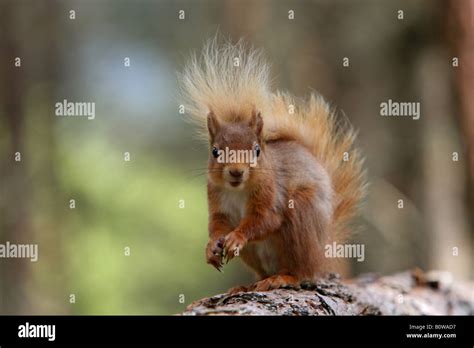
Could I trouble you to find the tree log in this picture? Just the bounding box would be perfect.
[183,270,473,315]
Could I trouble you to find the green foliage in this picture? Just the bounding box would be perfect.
[53,134,246,314]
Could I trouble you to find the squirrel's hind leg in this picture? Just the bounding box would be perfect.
[226,275,300,294]
[227,285,250,295]
[250,274,300,292]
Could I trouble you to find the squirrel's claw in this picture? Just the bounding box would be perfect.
[208,257,223,272]
[223,230,247,263]
[206,237,225,272]
[224,247,238,263]
[223,251,233,264]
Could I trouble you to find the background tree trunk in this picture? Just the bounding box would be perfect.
[0,2,31,314]
[448,0,474,279]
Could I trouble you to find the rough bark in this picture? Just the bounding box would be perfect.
[183,270,473,315]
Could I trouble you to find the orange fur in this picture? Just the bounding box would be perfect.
[181,38,366,292]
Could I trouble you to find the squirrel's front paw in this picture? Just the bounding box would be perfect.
[206,237,225,272]
[223,230,247,262]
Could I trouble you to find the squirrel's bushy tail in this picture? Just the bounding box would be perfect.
[179,38,272,141]
[180,39,366,241]
[268,93,367,242]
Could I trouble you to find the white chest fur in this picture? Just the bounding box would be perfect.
[219,190,280,276]
[219,190,248,227]
[253,239,279,276]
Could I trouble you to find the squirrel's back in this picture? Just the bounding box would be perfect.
[180,38,366,244]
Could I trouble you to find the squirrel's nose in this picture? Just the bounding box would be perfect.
[229,169,244,178]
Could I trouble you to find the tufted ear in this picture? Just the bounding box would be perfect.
[207,111,220,141]
[249,108,263,138]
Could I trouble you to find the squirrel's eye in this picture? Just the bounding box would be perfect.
[212,146,220,158]
[255,144,261,157]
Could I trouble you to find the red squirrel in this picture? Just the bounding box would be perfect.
[180,39,366,293]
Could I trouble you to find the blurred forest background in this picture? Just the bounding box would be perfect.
[0,0,472,314]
